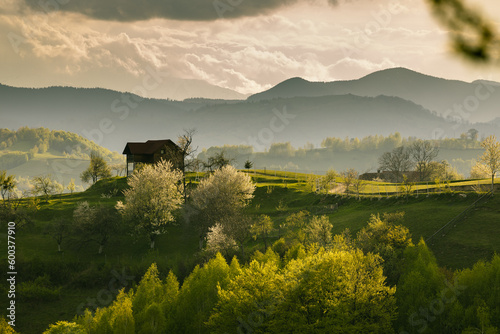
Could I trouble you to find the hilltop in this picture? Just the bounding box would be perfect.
[0,127,124,189]
[248,67,500,123]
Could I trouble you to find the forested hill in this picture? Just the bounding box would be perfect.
[0,127,123,188]
[247,67,500,124]
[2,78,500,153]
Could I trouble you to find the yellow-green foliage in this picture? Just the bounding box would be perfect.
[0,126,121,162]
[43,321,86,334]
[0,318,18,334]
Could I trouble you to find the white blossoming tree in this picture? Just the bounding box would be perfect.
[190,165,255,250]
[116,160,183,249]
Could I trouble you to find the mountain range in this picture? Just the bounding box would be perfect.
[1,67,499,154]
[249,68,500,124]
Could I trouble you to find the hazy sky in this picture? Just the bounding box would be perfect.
[1,0,499,99]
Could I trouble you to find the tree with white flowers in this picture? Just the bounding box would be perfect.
[190,165,255,250]
[116,160,183,249]
[478,135,500,191]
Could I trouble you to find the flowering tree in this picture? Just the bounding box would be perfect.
[478,135,500,191]
[116,160,183,249]
[190,165,255,250]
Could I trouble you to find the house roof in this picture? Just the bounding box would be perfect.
[122,139,179,155]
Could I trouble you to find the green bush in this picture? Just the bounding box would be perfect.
[18,275,60,302]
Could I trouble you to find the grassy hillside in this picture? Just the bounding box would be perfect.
[1,170,499,332]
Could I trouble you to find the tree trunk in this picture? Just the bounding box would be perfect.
[150,239,155,249]
[58,244,61,252]
[99,244,104,254]
[492,174,495,192]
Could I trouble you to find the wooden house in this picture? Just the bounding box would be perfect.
[122,139,183,176]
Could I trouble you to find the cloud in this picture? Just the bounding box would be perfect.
[21,0,302,22]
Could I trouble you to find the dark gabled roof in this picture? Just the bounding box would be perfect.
[123,139,180,155]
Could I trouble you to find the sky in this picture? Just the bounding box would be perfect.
[1,0,500,100]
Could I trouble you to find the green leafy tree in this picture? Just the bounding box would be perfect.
[43,321,86,334]
[0,171,16,200]
[305,215,333,247]
[73,202,120,254]
[395,239,446,334]
[0,318,18,334]
[250,215,275,251]
[116,160,183,249]
[190,165,255,250]
[285,210,310,243]
[207,257,283,334]
[244,159,253,171]
[80,150,112,184]
[109,290,135,334]
[67,178,76,194]
[271,249,397,333]
[133,263,168,334]
[450,254,500,332]
[340,168,358,194]
[32,174,57,202]
[356,212,413,285]
[318,169,337,193]
[173,253,241,334]
[46,217,70,252]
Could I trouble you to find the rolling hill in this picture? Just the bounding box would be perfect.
[1,68,499,159]
[248,67,500,123]
[0,127,124,190]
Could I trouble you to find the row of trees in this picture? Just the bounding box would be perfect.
[30,211,500,333]
[378,139,440,182]
[322,130,483,152]
[378,136,500,187]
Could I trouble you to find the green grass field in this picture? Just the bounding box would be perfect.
[1,171,499,333]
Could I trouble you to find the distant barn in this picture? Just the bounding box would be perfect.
[122,139,183,176]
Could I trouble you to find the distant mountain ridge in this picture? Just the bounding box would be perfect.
[248,68,500,123]
[0,75,248,101]
[1,67,499,156]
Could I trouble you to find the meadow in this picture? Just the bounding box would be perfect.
[1,171,499,333]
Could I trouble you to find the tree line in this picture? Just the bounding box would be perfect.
[13,210,499,333]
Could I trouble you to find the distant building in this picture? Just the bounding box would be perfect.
[122,139,183,176]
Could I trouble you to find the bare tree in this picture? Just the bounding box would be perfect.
[378,146,414,183]
[203,150,235,172]
[176,129,198,202]
[409,140,439,181]
[33,174,58,202]
[352,173,366,200]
